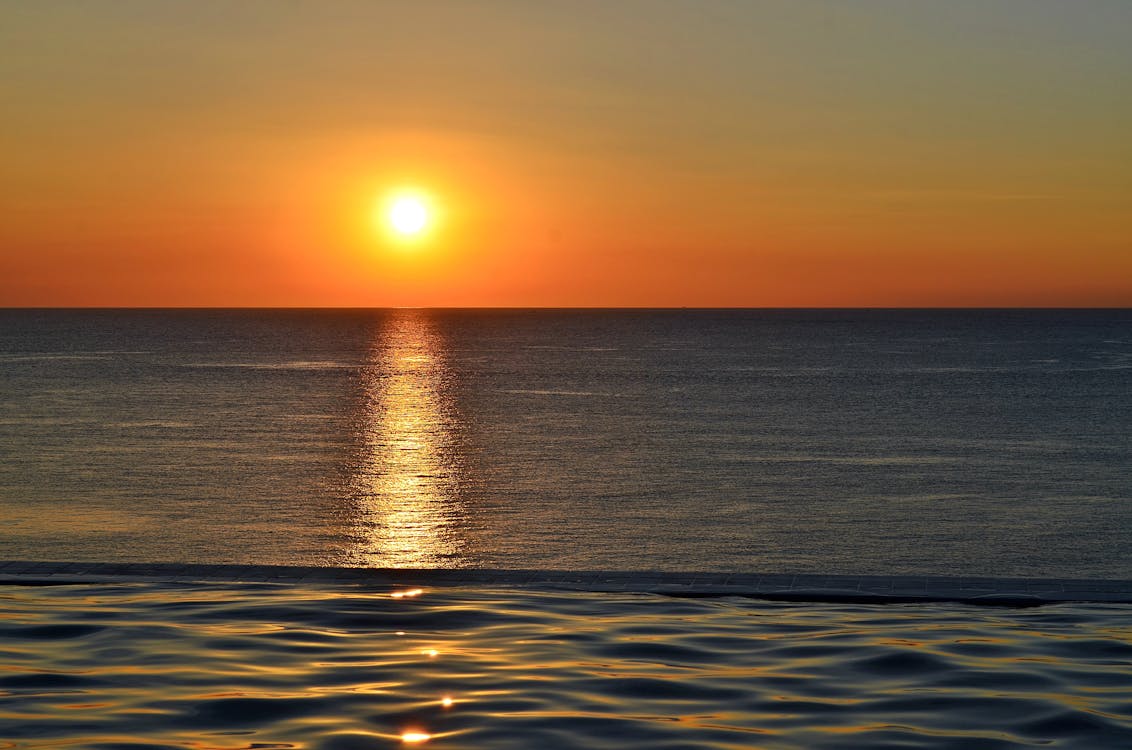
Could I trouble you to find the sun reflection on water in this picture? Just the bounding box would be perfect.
[347,311,467,567]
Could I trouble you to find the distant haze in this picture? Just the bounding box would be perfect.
[2,1,1130,307]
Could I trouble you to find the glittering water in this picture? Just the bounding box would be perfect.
[1,308,1131,575]
[2,580,1132,749]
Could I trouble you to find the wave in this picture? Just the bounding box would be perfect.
[499,389,621,397]
[0,354,112,363]
[2,581,1132,748]
[180,361,358,371]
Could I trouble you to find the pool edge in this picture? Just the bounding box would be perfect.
[4,560,1132,605]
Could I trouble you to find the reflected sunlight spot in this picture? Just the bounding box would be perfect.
[391,588,424,599]
[423,649,439,658]
[441,696,454,708]
[401,730,431,744]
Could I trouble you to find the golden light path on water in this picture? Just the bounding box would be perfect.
[347,310,467,567]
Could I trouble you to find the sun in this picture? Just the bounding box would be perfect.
[381,191,433,239]
[390,197,428,235]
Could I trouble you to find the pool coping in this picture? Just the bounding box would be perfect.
[3,560,1132,606]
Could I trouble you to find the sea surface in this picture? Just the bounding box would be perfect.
[1,308,1130,576]
[3,580,1132,749]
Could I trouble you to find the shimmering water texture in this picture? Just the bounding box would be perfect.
[2,309,1132,575]
[3,582,1132,748]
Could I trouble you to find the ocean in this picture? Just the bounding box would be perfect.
[4,579,1132,749]
[1,308,1130,576]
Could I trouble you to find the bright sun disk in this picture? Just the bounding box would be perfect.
[388,195,429,236]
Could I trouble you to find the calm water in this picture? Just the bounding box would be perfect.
[1,309,1130,576]
[3,580,1132,748]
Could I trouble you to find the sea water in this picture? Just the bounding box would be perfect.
[2,580,1132,749]
[1,308,1130,576]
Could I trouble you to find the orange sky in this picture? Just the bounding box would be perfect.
[2,1,1131,307]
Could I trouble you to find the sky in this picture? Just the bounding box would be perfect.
[2,0,1130,307]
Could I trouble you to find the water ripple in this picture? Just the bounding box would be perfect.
[1,582,1132,748]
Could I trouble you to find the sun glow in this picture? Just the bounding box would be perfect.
[381,190,433,239]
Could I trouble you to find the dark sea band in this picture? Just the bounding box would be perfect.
[5,560,1132,606]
